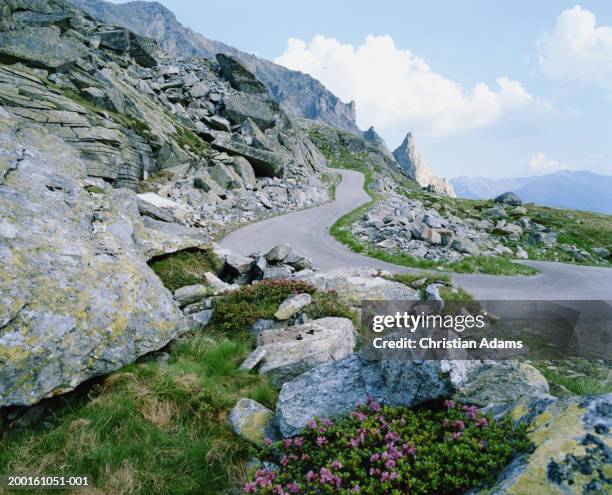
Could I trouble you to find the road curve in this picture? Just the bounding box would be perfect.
[220,169,612,300]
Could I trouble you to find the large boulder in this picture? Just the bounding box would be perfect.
[483,394,612,494]
[216,54,268,95]
[299,267,419,305]
[0,121,186,407]
[212,133,288,177]
[275,353,469,437]
[221,91,279,130]
[254,317,356,385]
[274,293,312,320]
[0,26,87,68]
[494,191,522,206]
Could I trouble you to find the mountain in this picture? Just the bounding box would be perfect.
[452,170,612,213]
[70,0,359,133]
[393,132,456,197]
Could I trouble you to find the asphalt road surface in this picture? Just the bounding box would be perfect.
[220,169,612,300]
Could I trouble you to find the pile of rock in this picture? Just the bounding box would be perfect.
[351,193,568,262]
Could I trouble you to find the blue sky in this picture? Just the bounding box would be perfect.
[111,1,612,179]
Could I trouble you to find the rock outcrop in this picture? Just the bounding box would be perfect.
[70,0,361,133]
[0,117,188,407]
[393,132,456,197]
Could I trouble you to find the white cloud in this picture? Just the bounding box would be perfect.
[537,6,612,87]
[274,35,534,143]
[529,152,569,174]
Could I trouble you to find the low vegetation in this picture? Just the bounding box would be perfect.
[532,359,612,397]
[211,279,354,333]
[248,397,529,494]
[0,280,357,494]
[148,248,224,292]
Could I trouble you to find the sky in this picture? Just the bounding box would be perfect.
[109,0,612,179]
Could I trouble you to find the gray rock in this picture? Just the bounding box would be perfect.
[263,266,292,279]
[174,284,208,307]
[216,54,268,95]
[230,156,256,190]
[485,205,508,219]
[137,197,175,223]
[202,115,232,132]
[0,26,88,69]
[411,224,441,245]
[212,133,288,177]
[494,191,522,206]
[0,121,186,407]
[221,91,278,130]
[276,353,469,437]
[515,246,529,259]
[265,244,292,262]
[239,346,267,371]
[593,247,610,259]
[526,231,557,247]
[209,162,243,190]
[257,317,356,385]
[274,293,312,320]
[452,237,479,255]
[229,398,279,446]
[224,254,254,275]
[187,309,213,330]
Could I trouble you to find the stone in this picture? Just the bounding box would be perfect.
[187,309,212,331]
[495,191,522,206]
[438,229,454,247]
[229,398,279,447]
[275,353,469,437]
[0,121,186,407]
[203,271,233,294]
[137,197,176,223]
[224,254,254,275]
[220,91,279,130]
[526,232,557,247]
[202,115,231,132]
[485,205,508,219]
[263,266,292,279]
[230,156,257,190]
[274,293,312,320]
[454,361,549,419]
[212,133,288,177]
[174,284,208,307]
[411,224,441,245]
[593,247,610,259]
[302,268,419,305]
[512,206,528,215]
[451,237,479,255]
[257,317,356,385]
[216,54,268,95]
[239,346,267,371]
[484,394,612,494]
[494,221,523,238]
[0,26,87,69]
[265,244,292,263]
[209,162,243,190]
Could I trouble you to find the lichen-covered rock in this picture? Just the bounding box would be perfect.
[275,353,470,437]
[256,317,356,385]
[299,267,419,305]
[274,293,312,320]
[481,394,612,494]
[229,398,279,446]
[0,120,187,407]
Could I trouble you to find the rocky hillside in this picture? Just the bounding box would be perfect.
[70,0,360,133]
[0,0,335,407]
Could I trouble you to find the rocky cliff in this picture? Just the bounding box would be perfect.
[70,0,360,133]
[0,0,332,406]
[393,132,456,197]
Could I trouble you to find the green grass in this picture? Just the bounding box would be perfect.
[532,359,612,397]
[148,248,224,292]
[0,334,276,495]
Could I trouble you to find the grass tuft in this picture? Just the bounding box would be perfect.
[148,248,223,292]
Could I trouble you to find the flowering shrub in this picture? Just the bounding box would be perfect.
[245,398,529,494]
[212,279,352,333]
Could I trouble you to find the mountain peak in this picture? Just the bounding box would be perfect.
[393,131,455,197]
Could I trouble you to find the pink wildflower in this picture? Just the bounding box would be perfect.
[476,417,489,428]
[316,436,328,446]
[263,437,273,446]
[444,399,456,409]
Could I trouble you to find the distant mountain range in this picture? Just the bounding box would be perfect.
[71,0,360,133]
[452,170,612,214]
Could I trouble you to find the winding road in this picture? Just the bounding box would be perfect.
[220,170,612,300]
